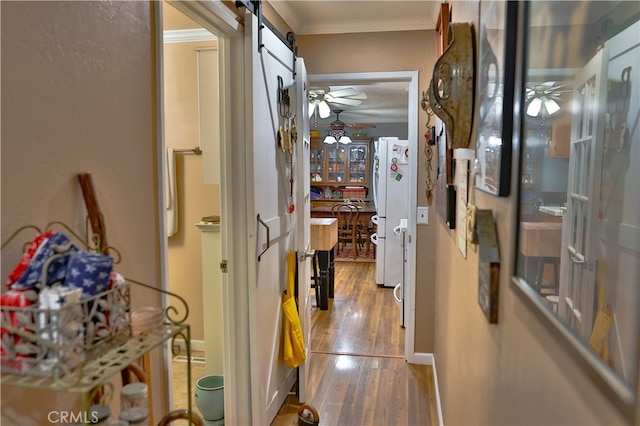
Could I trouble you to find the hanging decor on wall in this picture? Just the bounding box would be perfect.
[428,22,476,150]
[473,0,518,197]
[475,209,499,324]
[421,90,436,205]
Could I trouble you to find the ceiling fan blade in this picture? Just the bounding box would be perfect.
[345,123,377,129]
[318,101,332,119]
[326,97,363,107]
[327,88,360,98]
[347,93,368,100]
[308,102,317,118]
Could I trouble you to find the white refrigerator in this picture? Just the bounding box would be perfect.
[371,137,409,303]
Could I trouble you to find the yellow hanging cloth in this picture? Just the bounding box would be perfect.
[282,251,307,368]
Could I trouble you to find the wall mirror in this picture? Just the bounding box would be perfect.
[512,0,640,418]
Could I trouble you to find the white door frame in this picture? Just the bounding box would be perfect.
[309,71,419,362]
[158,1,252,424]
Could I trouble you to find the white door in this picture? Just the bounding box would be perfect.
[558,48,607,340]
[245,12,300,425]
[294,57,312,403]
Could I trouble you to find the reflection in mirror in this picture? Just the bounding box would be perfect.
[515,0,640,411]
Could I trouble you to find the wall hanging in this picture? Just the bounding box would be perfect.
[428,22,476,150]
[473,0,517,197]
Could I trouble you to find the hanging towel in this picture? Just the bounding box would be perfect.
[165,147,178,237]
[282,251,306,368]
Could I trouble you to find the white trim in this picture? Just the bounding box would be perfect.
[153,2,175,417]
[163,28,217,43]
[412,352,433,365]
[406,70,419,365]
[173,339,206,353]
[309,71,419,365]
[161,1,248,424]
[432,356,444,426]
[167,0,241,38]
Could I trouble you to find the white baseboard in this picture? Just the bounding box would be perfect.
[432,357,444,426]
[173,339,205,353]
[412,352,433,365]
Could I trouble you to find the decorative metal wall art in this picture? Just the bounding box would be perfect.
[428,22,476,149]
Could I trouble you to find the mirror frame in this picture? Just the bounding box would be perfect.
[510,2,640,422]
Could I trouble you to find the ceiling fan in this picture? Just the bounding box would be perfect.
[525,81,572,117]
[319,109,376,144]
[308,87,368,119]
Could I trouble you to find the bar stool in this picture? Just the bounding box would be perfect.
[309,250,322,308]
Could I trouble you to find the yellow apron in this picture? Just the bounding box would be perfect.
[283,251,306,368]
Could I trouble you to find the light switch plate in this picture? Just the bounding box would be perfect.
[417,206,429,224]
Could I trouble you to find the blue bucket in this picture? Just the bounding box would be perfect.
[195,375,224,421]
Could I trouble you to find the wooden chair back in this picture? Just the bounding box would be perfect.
[331,203,360,258]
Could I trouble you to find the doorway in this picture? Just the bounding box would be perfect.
[161,0,224,414]
[308,71,419,361]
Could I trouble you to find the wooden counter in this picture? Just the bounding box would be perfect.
[520,222,563,257]
[310,218,338,251]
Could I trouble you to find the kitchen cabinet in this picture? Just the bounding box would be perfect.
[310,138,372,189]
[546,114,571,158]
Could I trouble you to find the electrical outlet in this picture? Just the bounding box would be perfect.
[417,206,429,224]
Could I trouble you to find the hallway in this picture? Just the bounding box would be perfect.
[272,262,435,425]
[172,262,435,425]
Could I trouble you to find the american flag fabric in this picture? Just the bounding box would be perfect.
[65,251,114,297]
[13,233,78,290]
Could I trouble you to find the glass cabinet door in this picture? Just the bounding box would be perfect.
[347,144,368,184]
[327,145,346,183]
[310,144,324,183]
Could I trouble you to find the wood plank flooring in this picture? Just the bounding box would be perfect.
[171,262,436,425]
[272,261,435,426]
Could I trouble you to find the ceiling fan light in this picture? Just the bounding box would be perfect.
[338,135,352,144]
[544,98,560,115]
[318,101,331,119]
[526,97,542,117]
[323,135,337,144]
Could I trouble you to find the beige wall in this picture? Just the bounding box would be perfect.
[299,17,637,426]
[298,30,438,353]
[1,1,169,423]
[433,5,636,426]
[162,23,220,341]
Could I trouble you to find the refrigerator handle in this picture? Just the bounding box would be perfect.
[393,283,402,304]
[372,168,379,211]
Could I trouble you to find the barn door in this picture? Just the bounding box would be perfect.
[244,11,301,425]
[294,57,311,403]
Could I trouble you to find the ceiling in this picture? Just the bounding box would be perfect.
[271,1,479,127]
[165,1,627,128]
[269,1,478,36]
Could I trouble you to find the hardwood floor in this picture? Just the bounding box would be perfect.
[171,262,436,425]
[272,261,435,426]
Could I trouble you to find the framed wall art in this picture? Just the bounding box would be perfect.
[473,0,517,197]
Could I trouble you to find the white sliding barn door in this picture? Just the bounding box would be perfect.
[244,12,301,425]
[294,57,311,403]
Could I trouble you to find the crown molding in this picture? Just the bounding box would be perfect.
[163,28,217,44]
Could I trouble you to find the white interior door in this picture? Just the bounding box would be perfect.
[245,12,298,425]
[294,57,312,403]
[558,48,607,340]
